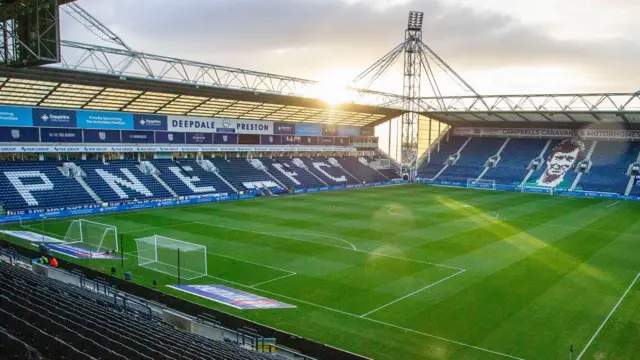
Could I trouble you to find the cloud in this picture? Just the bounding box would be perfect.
[62,0,640,94]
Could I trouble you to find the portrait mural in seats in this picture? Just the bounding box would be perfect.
[536,139,585,188]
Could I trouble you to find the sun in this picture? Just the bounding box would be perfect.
[304,69,356,106]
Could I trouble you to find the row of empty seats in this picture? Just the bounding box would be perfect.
[0,259,278,360]
[0,157,399,212]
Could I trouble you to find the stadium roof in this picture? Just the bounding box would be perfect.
[418,93,640,128]
[0,67,404,126]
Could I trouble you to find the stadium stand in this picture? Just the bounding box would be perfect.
[209,158,279,192]
[417,136,469,179]
[481,139,549,185]
[336,157,388,183]
[298,157,359,185]
[578,141,640,194]
[0,258,279,360]
[0,156,399,213]
[79,160,173,202]
[262,158,328,189]
[152,159,234,196]
[437,137,506,182]
[0,161,95,212]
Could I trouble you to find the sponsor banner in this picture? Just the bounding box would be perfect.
[295,123,322,136]
[335,137,350,146]
[43,244,123,259]
[0,105,33,127]
[283,135,302,145]
[338,126,361,137]
[77,110,133,130]
[274,122,295,135]
[0,144,357,153]
[40,128,83,143]
[133,114,168,131]
[454,127,640,140]
[318,137,335,145]
[168,284,296,310]
[168,115,216,133]
[260,134,282,145]
[32,108,77,128]
[0,127,39,143]
[83,129,121,143]
[360,127,375,137]
[121,130,155,144]
[213,133,238,144]
[155,131,186,144]
[301,136,318,145]
[323,124,338,136]
[216,119,274,135]
[186,132,213,144]
[0,230,64,243]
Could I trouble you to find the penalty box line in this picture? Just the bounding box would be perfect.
[576,271,640,360]
[200,273,523,360]
[360,268,466,318]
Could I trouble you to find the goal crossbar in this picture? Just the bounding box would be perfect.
[466,178,496,190]
[134,235,207,280]
[63,219,118,253]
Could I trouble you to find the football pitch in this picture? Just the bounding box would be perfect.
[6,184,640,360]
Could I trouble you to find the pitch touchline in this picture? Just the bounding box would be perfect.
[576,271,640,360]
[360,269,466,318]
[198,274,523,360]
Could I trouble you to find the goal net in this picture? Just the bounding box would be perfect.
[64,219,118,253]
[134,235,207,280]
[466,179,496,190]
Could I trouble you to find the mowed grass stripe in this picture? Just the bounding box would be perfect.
[6,185,640,360]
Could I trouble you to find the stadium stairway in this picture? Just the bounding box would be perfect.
[152,159,233,197]
[0,161,96,212]
[337,157,388,183]
[78,160,173,202]
[262,157,327,189]
[437,137,506,183]
[299,157,360,186]
[481,138,550,186]
[417,136,469,179]
[577,141,640,195]
[209,158,279,192]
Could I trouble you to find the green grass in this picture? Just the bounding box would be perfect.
[4,184,640,360]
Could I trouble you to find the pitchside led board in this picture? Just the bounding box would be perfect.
[0,104,376,146]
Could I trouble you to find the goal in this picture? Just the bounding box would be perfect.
[64,219,118,253]
[521,185,554,195]
[134,235,207,280]
[466,179,496,190]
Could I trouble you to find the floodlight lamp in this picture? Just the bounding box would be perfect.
[407,11,424,31]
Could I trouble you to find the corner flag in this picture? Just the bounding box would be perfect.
[570,345,574,353]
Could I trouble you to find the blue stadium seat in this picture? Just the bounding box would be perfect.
[0,161,95,211]
[437,137,506,182]
[482,138,549,185]
[417,136,468,179]
[78,160,172,202]
[209,158,276,192]
[580,141,640,194]
[152,159,234,196]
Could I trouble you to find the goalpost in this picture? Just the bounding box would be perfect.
[63,219,118,253]
[521,185,554,195]
[466,179,496,190]
[134,235,207,280]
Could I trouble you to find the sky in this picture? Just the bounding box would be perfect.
[61,0,640,96]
